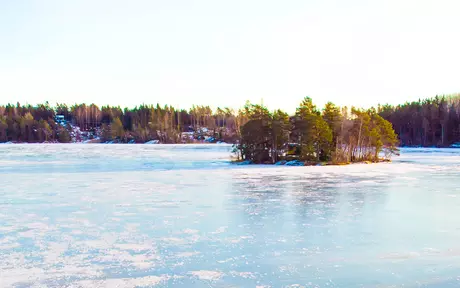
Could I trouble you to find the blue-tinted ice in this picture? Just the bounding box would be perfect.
[1,144,460,287]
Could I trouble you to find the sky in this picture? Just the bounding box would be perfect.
[1,0,460,113]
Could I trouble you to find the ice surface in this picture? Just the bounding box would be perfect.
[1,144,460,287]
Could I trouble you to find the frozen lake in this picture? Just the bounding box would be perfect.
[1,144,460,287]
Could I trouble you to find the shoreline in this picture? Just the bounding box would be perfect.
[233,158,392,167]
[2,142,460,149]
[0,141,232,145]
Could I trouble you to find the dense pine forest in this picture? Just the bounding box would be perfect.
[0,103,242,144]
[0,94,459,155]
[379,94,460,147]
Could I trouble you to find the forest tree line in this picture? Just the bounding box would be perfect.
[1,94,460,150]
[0,103,243,143]
[378,94,460,147]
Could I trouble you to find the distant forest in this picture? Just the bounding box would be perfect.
[0,94,459,148]
[0,103,242,143]
[379,94,460,147]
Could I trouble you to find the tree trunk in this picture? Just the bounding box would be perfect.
[441,124,445,146]
[357,120,363,160]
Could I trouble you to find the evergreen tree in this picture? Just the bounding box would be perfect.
[101,123,111,142]
[271,109,290,162]
[0,116,7,142]
[238,103,272,163]
[38,119,52,142]
[58,127,71,143]
[111,118,124,141]
[322,102,342,151]
[293,97,320,160]
[312,116,333,161]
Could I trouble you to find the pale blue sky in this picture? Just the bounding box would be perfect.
[1,0,460,113]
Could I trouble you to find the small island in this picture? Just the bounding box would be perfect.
[233,97,399,166]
